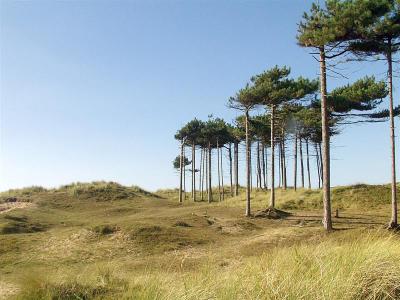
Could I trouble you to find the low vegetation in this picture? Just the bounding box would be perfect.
[0,182,399,299]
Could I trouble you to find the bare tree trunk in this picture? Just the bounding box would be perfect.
[206,147,209,196]
[221,144,225,201]
[257,141,262,189]
[261,143,266,189]
[234,142,239,196]
[294,134,298,191]
[278,141,282,188]
[192,143,196,201]
[250,145,253,192]
[200,148,204,200]
[320,47,332,231]
[299,138,304,188]
[282,134,287,190]
[229,143,233,197]
[315,143,321,189]
[208,142,212,203]
[183,146,186,200]
[217,140,221,202]
[270,105,275,208]
[306,139,311,190]
[319,142,323,185]
[265,145,268,189]
[179,139,184,203]
[387,48,398,229]
[245,111,251,216]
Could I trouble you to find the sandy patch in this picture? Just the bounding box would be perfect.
[0,202,35,214]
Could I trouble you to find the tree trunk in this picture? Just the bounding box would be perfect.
[200,148,204,200]
[282,134,287,190]
[179,140,184,203]
[262,143,266,189]
[315,143,321,189]
[183,146,186,200]
[299,138,304,188]
[192,143,196,201]
[245,111,251,216]
[278,141,281,188]
[250,145,253,192]
[306,139,311,190]
[294,134,298,191]
[217,140,221,202]
[320,47,332,231]
[257,141,262,189]
[234,142,239,196]
[270,105,275,208]
[264,145,268,189]
[387,47,398,229]
[208,142,212,203]
[318,143,324,183]
[219,146,225,201]
[229,143,233,197]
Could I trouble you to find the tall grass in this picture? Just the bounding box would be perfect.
[16,230,400,300]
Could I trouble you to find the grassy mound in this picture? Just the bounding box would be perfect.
[130,224,208,253]
[59,181,158,201]
[254,207,291,219]
[0,186,46,203]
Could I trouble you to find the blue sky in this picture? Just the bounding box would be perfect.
[0,0,398,192]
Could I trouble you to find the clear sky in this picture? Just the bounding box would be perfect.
[0,0,398,192]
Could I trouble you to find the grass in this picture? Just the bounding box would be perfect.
[0,181,399,299]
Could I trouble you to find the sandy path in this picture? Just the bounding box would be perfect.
[0,202,35,214]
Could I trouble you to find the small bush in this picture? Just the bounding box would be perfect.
[92,224,118,235]
[174,221,192,227]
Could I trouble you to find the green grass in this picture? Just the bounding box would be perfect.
[0,181,399,299]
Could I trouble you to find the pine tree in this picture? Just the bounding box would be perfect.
[297,0,388,230]
[349,0,400,228]
[229,86,259,216]
[251,66,318,208]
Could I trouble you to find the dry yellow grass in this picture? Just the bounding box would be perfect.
[0,182,399,299]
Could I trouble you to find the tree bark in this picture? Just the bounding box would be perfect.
[217,140,221,202]
[179,139,184,203]
[306,139,311,189]
[262,143,266,189]
[319,142,323,185]
[221,144,224,201]
[299,137,304,188]
[282,134,287,190]
[229,143,233,197]
[208,142,212,203]
[206,147,209,196]
[294,134,298,191]
[257,141,262,189]
[234,142,239,196]
[270,104,276,208]
[278,141,281,188]
[192,143,196,201]
[250,145,253,192]
[320,47,333,231]
[200,148,204,200]
[315,143,321,189]
[264,145,268,189]
[245,111,251,216]
[183,146,186,200]
[387,47,398,228]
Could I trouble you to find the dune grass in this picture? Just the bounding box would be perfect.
[0,182,399,299]
[14,230,400,300]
